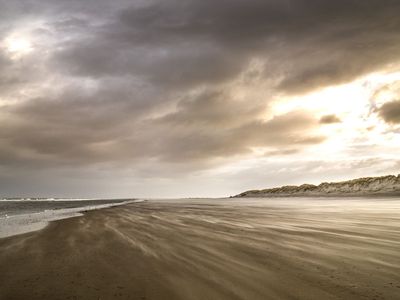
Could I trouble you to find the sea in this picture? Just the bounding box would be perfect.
[0,198,140,238]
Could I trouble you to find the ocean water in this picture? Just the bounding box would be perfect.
[0,199,138,238]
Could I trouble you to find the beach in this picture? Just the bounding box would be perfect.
[1,198,400,300]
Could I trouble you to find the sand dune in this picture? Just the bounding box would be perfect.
[1,198,400,299]
[236,174,400,197]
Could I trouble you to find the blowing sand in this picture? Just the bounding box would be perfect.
[1,198,400,300]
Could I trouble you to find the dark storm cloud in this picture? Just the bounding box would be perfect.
[50,0,400,92]
[3,0,400,91]
[1,0,400,180]
[378,100,400,124]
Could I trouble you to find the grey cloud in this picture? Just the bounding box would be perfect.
[48,0,400,93]
[1,0,400,196]
[0,84,324,168]
[2,0,395,165]
[2,0,398,139]
[0,78,165,166]
[136,106,324,162]
[3,0,400,94]
[320,114,341,124]
[378,100,400,124]
[265,149,300,156]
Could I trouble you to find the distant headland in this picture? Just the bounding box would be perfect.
[235,174,400,197]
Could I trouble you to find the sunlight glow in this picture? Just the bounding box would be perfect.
[3,36,33,58]
[269,71,400,158]
[272,71,400,117]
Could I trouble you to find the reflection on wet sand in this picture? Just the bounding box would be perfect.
[1,198,400,299]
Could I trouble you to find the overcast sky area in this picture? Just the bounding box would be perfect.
[1,0,400,198]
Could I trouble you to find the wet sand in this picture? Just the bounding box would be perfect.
[1,198,400,300]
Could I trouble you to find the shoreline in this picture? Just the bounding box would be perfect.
[0,199,142,239]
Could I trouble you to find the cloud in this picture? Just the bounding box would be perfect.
[319,114,341,124]
[43,0,400,94]
[1,0,400,196]
[378,100,400,124]
[150,107,324,162]
[0,84,324,168]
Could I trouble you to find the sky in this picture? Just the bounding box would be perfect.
[0,0,400,198]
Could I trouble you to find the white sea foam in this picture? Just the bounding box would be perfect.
[0,198,131,202]
[0,200,144,238]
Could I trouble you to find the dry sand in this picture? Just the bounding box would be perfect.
[1,198,400,300]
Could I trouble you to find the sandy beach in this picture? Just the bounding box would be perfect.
[1,198,400,300]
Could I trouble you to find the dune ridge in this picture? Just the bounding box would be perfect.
[236,174,400,197]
